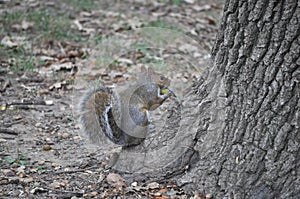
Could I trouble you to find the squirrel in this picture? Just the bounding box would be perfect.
[78,66,175,147]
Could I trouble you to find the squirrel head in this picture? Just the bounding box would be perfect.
[140,66,170,89]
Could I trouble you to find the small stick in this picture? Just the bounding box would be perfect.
[1,100,54,110]
[0,128,18,135]
[8,101,47,106]
[2,120,24,128]
[54,169,86,174]
[0,80,10,92]
[41,186,84,197]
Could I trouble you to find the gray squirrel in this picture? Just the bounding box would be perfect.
[78,66,174,147]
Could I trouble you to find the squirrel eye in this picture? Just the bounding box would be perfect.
[160,76,165,81]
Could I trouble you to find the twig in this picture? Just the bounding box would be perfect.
[41,186,84,197]
[2,120,24,128]
[0,80,10,92]
[8,101,48,106]
[54,169,86,175]
[0,128,18,135]
[0,137,15,140]
[0,177,10,186]
[18,77,44,83]
[1,100,54,110]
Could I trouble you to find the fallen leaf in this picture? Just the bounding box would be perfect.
[49,81,67,90]
[73,20,83,31]
[80,11,92,17]
[1,36,18,48]
[83,192,98,197]
[39,56,58,62]
[192,5,211,12]
[178,43,199,54]
[21,20,34,30]
[131,181,138,187]
[184,0,195,4]
[106,173,126,188]
[30,187,46,194]
[61,133,69,139]
[38,160,45,165]
[128,17,144,29]
[0,104,6,111]
[157,187,168,194]
[152,196,169,199]
[117,58,133,65]
[51,62,75,71]
[73,136,82,140]
[147,182,160,189]
[16,166,26,177]
[43,145,52,151]
[49,181,61,189]
[45,100,54,105]
[205,16,217,25]
[2,169,15,177]
[20,177,34,183]
[37,89,49,95]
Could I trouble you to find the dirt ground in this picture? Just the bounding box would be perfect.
[0,0,224,198]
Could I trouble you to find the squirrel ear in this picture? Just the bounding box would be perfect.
[148,66,154,75]
[141,65,147,73]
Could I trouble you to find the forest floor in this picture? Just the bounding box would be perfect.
[0,0,224,198]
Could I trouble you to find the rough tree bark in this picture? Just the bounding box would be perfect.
[110,0,299,198]
[176,0,299,198]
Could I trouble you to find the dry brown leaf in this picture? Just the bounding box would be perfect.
[51,62,75,71]
[73,20,83,30]
[205,16,217,25]
[1,36,18,48]
[106,173,126,188]
[49,82,62,90]
[2,169,15,177]
[19,177,34,183]
[152,196,169,199]
[42,145,52,151]
[193,5,211,12]
[184,0,195,4]
[147,182,160,189]
[21,20,34,30]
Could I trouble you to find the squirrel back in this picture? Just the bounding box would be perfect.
[78,66,173,147]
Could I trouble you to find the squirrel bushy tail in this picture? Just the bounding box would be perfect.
[78,87,112,145]
[78,86,145,146]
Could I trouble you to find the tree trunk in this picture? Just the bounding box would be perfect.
[178,0,299,198]
[112,0,300,198]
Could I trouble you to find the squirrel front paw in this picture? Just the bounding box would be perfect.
[159,87,175,99]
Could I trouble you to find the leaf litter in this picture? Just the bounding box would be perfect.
[0,0,223,198]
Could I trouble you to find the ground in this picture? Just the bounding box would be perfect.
[0,0,224,198]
